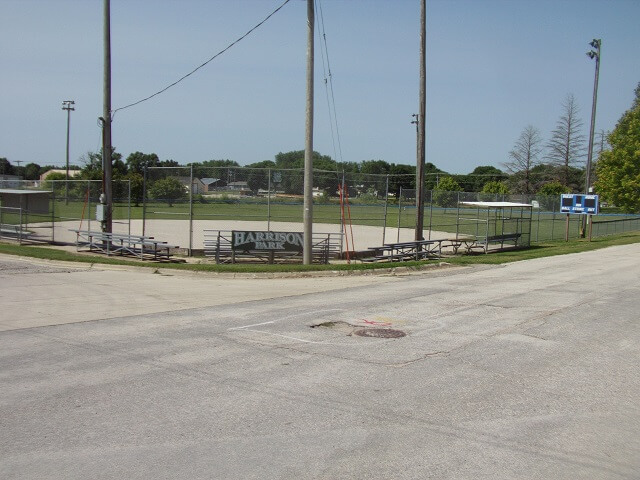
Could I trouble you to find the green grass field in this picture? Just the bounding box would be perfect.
[1,231,639,273]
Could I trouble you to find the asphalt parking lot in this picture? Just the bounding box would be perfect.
[1,245,639,479]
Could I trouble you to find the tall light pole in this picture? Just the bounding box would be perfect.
[62,100,75,204]
[581,38,601,238]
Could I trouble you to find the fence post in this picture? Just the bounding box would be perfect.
[19,206,23,244]
[127,179,131,237]
[87,181,91,232]
[536,203,540,242]
[382,174,389,245]
[189,165,194,256]
[50,189,54,244]
[267,168,272,231]
[427,189,433,240]
[397,187,402,243]
[340,171,345,253]
[455,192,461,239]
[142,166,147,237]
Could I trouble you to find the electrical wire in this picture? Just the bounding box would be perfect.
[112,0,292,116]
[316,1,337,163]
[316,0,343,165]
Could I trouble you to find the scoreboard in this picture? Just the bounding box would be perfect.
[560,194,599,215]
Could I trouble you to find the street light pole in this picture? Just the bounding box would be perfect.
[62,100,75,204]
[581,38,601,238]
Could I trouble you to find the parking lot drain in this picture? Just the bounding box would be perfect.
[354,328,406,338]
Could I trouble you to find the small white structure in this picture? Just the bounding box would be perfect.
[455,201,533,253]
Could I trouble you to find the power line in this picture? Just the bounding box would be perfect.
[316,8,336,162]
[112,0,292,116]
[316,0,343,164]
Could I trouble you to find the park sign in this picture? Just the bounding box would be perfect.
[232,230,304,252]
[560,194,599,215]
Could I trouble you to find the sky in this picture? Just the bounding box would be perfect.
[1,0,639,174]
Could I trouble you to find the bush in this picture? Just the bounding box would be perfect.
[148,177,186,207]
[432,176,462,207]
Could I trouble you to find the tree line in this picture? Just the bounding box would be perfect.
[2,83,638,211]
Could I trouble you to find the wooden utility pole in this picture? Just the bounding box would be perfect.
[415,0,426,240]
[102,0,113,233]
[303,0,315,264]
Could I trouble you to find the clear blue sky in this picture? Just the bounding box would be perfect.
[1,0,639,174]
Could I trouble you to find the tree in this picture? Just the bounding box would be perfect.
[360,160,391,175]
[432,176,462,207]
[536,180,570,211]
[43,172,67,194]
[545,94,586,186]
[24,163,42,180]
[246,160,276,170]
[481,180,510,195]
[460,165,506,192]
[201,159,239,168]
[189,159,239,180]
[273,150,337,194]
[355,160,389,199]
[504,125,543,194]
[274,151,304,169]
[388,163,416,198]
[79,148,123,180]
[126,172,144,206]
[538,180,570,196]
[158,159,179,168]
[595,82,640,212]
[126,152,159,175]
[0,157,14,175]
[148,177,186,207]
[245,160,276,193]
[424,162,445,190]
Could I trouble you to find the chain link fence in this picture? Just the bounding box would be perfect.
[0,178,131,245]
[2,170,639,252]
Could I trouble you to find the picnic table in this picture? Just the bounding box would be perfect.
[71,229,179,261]
[444,233,522,254]
[362,239,445,262]
[443,237,481,254]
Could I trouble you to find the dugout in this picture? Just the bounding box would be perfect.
[455,201,532,253]
[0,189,53,243]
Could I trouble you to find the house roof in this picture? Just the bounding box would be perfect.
[201,178,221,185]
[175,176,205,184]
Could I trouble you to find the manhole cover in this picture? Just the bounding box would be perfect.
[353,328,406,338]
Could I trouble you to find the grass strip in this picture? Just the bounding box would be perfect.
[1,232,639,273]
